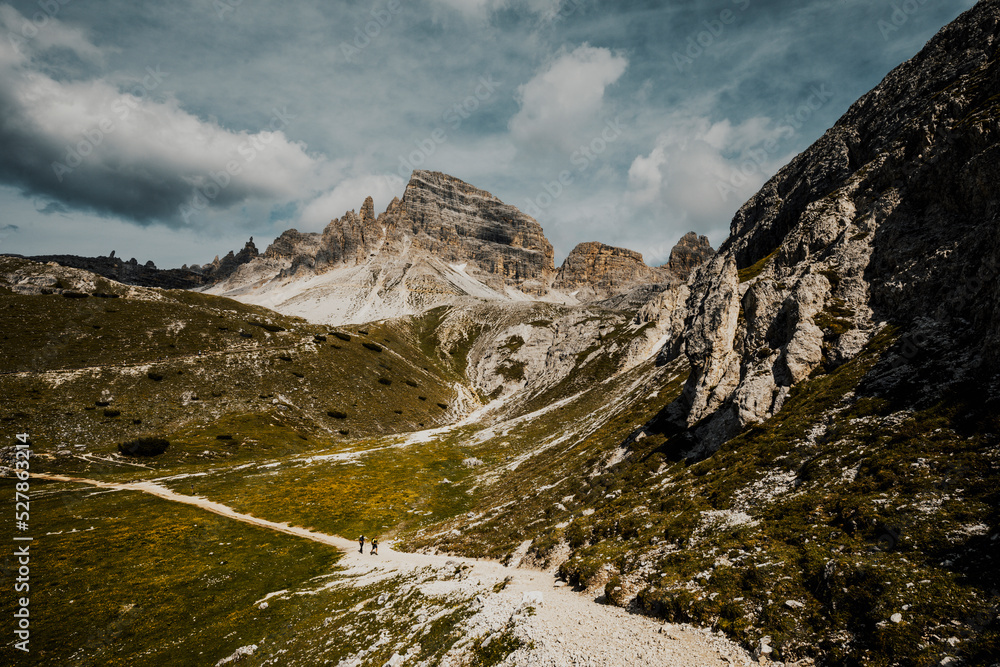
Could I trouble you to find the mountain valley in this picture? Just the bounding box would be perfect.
[2,3,1000,666]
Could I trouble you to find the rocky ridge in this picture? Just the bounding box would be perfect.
[655,0,1000,456]
[203,170,712,325]
[554,242,674,302]
[660,231,715,282]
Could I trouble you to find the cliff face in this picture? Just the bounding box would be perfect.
[554,242,672,301]
[658,0,1000,456]
[662,232,714,282]
[215,171,557,299]
[390,171,556,295]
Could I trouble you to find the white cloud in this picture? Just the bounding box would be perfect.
[300,174,403,228]
[0,4,105,65]
[0,5,327,226]
[626,114,792,239]
[509,45,627,154]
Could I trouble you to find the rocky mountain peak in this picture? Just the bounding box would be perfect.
[554,241,671,301]
[663,232,714,281]
[387,170,556,294]
[360,196,376,226]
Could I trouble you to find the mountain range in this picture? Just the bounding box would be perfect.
[2,2,999,666]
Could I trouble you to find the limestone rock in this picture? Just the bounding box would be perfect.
[662,231,715,282]
[653,0,1000,455]
[554,242,671,301]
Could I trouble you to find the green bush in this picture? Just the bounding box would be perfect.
[378,377,392,386]
[333,331,352,342]
[328,410,348,419]
[363,342,383,352]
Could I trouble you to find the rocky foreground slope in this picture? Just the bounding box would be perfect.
[652,0,1000,457]
[3,4,998,667]
[414,3,999,666]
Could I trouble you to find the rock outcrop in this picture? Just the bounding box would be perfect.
[207,173,718,324]
[554,242,672,301]
[16,253,208,289]
[656,0,1000,456]
[389,171,556,296]
[661,232,714,282]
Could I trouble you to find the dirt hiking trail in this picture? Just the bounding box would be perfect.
[35,473,756,667]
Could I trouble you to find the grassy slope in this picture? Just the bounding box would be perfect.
[4,256,997,666]
[0,259,497,665]
[0,257,457,480]
[0,479,482,667]
[417,326,999,667]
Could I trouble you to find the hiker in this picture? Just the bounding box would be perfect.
[358,535,365,553]
[371,538,378,555]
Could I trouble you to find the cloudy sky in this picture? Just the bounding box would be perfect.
[0,0,975,268]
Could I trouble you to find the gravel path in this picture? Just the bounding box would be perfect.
[35,473,756,667]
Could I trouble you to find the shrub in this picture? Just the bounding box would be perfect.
[378,377,392,386]
[437,402,448,410]
[240,331,253,338]
[215,434,233,440]
[313,335,327,342]
[338,429,350,436]
[95,400,110,407]
[62,291,89,299]
[103,409,121,418]
[278,355,292,362]
[118,437,169,457]
[405,379,419,387]
[419,396,427,401]
[363,342,383,352]
[328,410,348,419]
[249,321,285,332]
[147,372,164,381]
[605,575,627,606]
[333,331,352,342]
